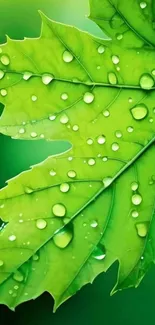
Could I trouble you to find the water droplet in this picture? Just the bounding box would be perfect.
[32,253,39,261]
[31,95,37,102]
[52,203,66,217]
[149,117,153,123]
[128,97,133,103]
[19,128,25,134]
[50,169,56,176]
[131,182,139,191]
[9,290,13,295]
[14,285,19,290]
[97,66,101,70]
[152,70,155,76]
[83,92,94,104]
[102,156,108,162]
[140,2,147,9]
[136,222,149,238]
[60,183,70,193]
[98,45,105,54]
[115,130,122,138]
[23,71,32,80]
[131,104,148,120]
[60,114,69,124]
[0,89,7,97]
[108,72,117,85]
[0,70,4,79]
[42,74,54,85]
[53,226,73,248]
[72,124,79,131]
[25,186,33,194]
[112,55,120,64]
[13,270,24,282]
[0,260,4,266]
[8,235,16,242]
[36,218,47,230]
[30,132,37,138]
[63,217,70,225]
[88,158,96,166]
[97,135,106,144]
[63,50,73,63]
[49,115,56,121]
[127,126,134,133]
[90,220,98,228]
[103,177,113,187]
[132,210,139,218]
[116,33,123,40]
[0,54,10,66]
[61,93,68,100]
[87,138,93,145]
[67,170,76,178]
[68,156,73,161]
[92,245,106,260]
[132,194,142,205]
[103,110,110,117]
[140,74,154,90]
[112,142,119,151]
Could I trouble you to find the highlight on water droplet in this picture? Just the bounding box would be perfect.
[136,222,149,238]
[50,169,56,176]
[132,193,142,206]
[42,74,54,85]
[52,203,66,217]
[97,45,105,54]
[131,182,139,191]
[67,170,76,178]
[140,74,154,90]
[63,50,74,63]
[140,2,147,9]
[108,72,117,85]
[0,54,10,66]
[13,270,24,282]
[60,183,70,193]
[53,225,73,248]
[36,218,47,230]
[8,234,16,242]
[92,244,106,260]
[23,71,32,80]
[131,104,148,120]
[83,92,94,104]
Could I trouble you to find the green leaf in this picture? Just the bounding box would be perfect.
[0,1,154,310]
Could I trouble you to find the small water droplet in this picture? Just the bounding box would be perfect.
[42,74,54,85]
[115,130,122,138]
[92,245,106,260]
[90,220,98,228]
[112,55,120,64]
[131,104,148,120]
[102,156,108,162]
[25,186,33,194]
[30,131,37,138]
[67,170,76,178]
[149,117,153,123]
[132,193,142,205]
[49,115,56,121]
[131,182,139,191]
[0,89,7,97]
[98,45,105,54]
[140,2,147,9]
[13,270,24,282]
[60,114,69,124]
[23,71,32,80]
[72,124,79,131]
[36,218,47,230]
[63,50,73,63]
[128,97,133,103]
[0,70,4,79]
[88,158,96,166]
[60,183,70,193]
[97,65,101,70]
[112,142,119,151]
[140,74,154,90]
[50,169,56,176]
[8,235,16,242]
[127,126,134,133]
[32,253,39,261]
[108,72,117,85]
[103,110,110,117]
[0,54,10,66]
[9,290,13,295]
[136,222,149,238]
[63,217,70,225]
[0,260,4,266]
[152,70,155,76]
[14,285,19,290]
[132,210,139,218]
[103,177,113,187]
[87,138,93,145]
[116,33,123,40]
[61,93,68,100]
[31,95,37,102]
[97,135,106,144]
[19,128,25,134]
[53,226,73,248]
[83,92,94,104]
[52,203,66,217]
[68,156,73,161]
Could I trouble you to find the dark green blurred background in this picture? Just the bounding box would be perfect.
[0,1,155,324]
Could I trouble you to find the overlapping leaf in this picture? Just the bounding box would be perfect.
[0,0,154,310]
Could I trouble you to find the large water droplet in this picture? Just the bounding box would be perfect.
[136,222,149,238]
[92,245,106,260]
[60,183,70,193]
[88,158,96,166]
[67,170,76,178]
[112,55,120,64]
[61,93,68,100]
[140,2,147,9]
[0,89,7,97]
[103,177,113,187]
[52,203,66,217]
[23,71,32,80]
[131,182,139,191]
[103,110,110,117]
[0,70,4,79]
[98,45,105,54]
[36,219,47,230]
[108,72,117,85]
[83,92,94,104]
[132,193,142,205]
[131,104,148,120]
[42,74,54,85]
[13,270,24,282]
[97,135,106,144]
[8,235,16,242]
[63,51,73,63]
[60,114,69,124]
[87,138,93,145]
[53,226,73,248]
[115,130,122,138]
[1,55,10,66]
[140,74,154,90]
[112,142,119,151]
[72,124,79,131]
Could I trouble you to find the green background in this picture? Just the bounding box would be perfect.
[0,1,155,324]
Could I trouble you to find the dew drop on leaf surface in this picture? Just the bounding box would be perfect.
[23,71,32,80]
[36,219,47,230]
[53,226,73,248]
[136,222,149,238]
[132,194,143,205]
[13,270,24,282]
[140,74,154,90]
[131,182,139,191]
[97,45,105,54]
[131,104,148,120]
[42,74,54,85]
[63,50,74,63]
[83,92,94,104]
[52,203,66,217]
[67,170,76,178]
[92,245,106,260]
[0,54,10,65]
[60,183,70,193]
